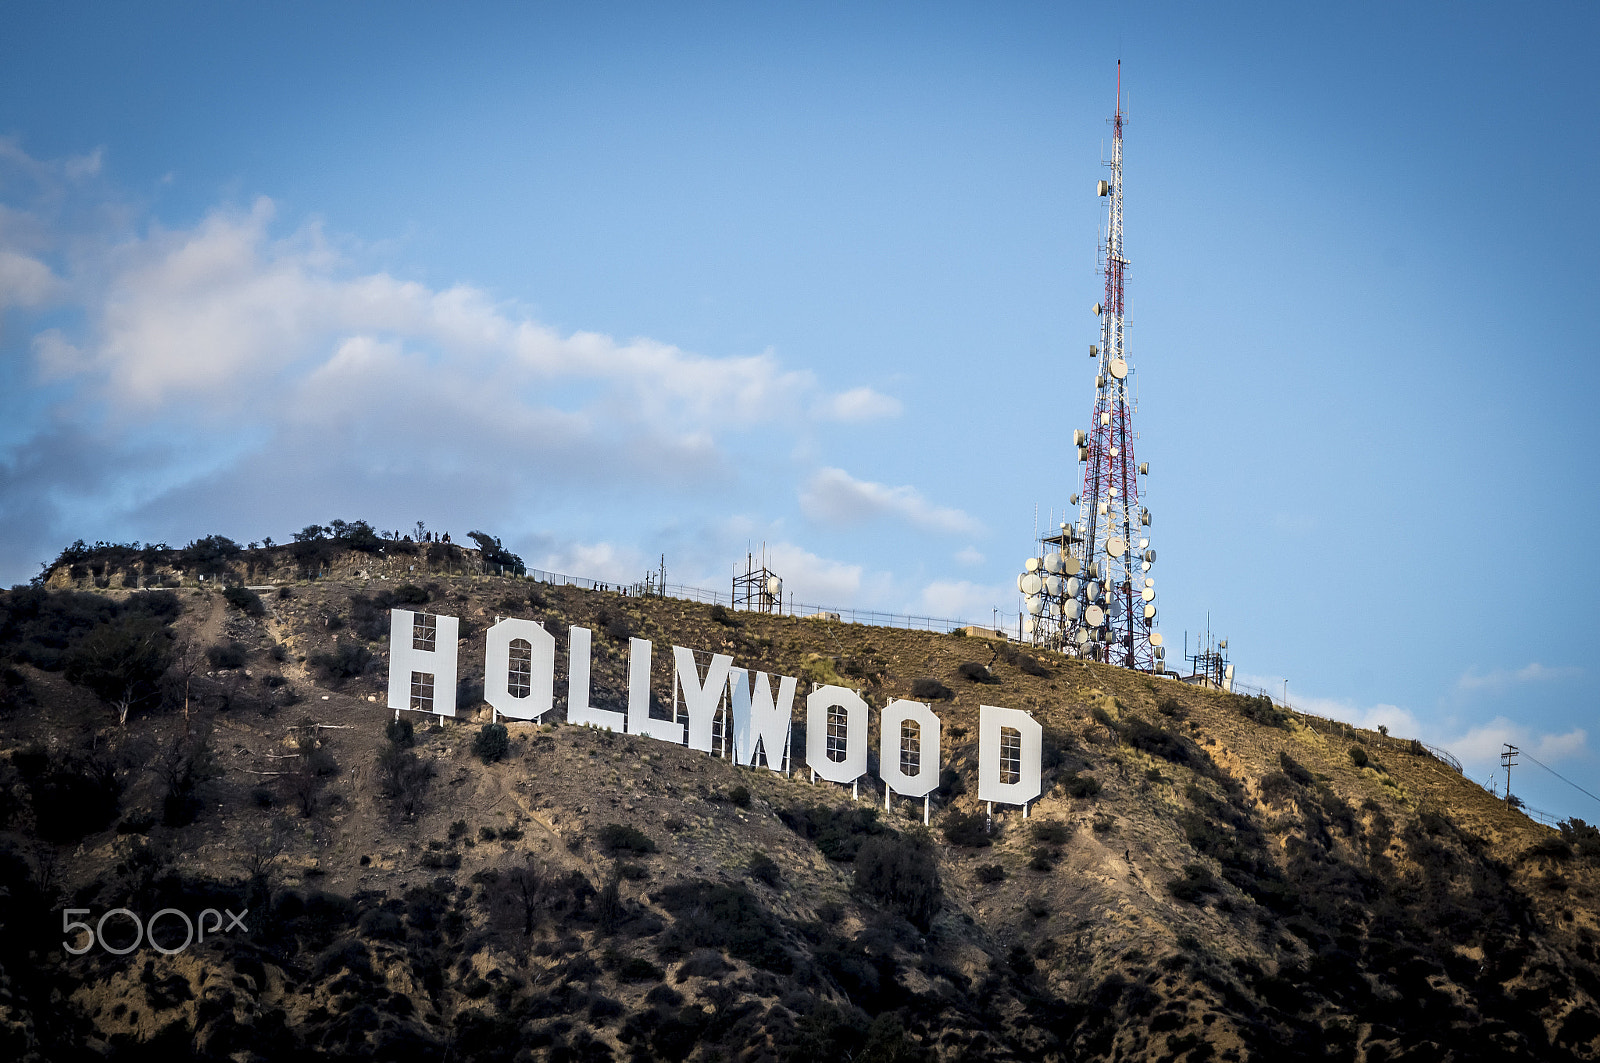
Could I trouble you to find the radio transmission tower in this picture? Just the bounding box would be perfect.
[1017,61,1165,671]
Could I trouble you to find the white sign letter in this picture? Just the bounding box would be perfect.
[387,609,459,717]
[629,638,682,744]
[880,698,941,798]
[672,645,732,752]
[565,626,624,730]
[806,685,868,783]
[484,618,556,721]
[730,670,797,771]
[978,704,1042,807]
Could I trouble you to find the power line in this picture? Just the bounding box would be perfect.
[1519,750,1600,811]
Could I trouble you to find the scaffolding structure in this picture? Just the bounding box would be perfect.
[732,548,783,614]
[1183,624,1232,690]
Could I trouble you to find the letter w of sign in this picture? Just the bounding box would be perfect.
[730,670,797,771]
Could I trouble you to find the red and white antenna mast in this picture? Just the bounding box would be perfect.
[1016,62,1165,671]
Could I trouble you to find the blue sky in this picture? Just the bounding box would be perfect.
[2,2,1597,821]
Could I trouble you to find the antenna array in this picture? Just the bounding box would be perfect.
[1017,62,1164,670]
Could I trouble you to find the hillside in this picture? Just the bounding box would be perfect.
[2,543,1599,1062]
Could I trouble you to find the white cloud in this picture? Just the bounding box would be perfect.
[1233,670,1591,775]
[26,194,828,444]
[1444,717,1589,764]
[814,386,902,422]
[1456,662,1582,693]
[799,466,980,535]
[764,541,878,606]
[954,546,984,565]
[917,579,1008,623]
[62,148,103,180]
[0,248,61,308]
[531,540,647,584]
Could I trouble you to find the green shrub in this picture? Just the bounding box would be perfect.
[1061,771,1102,798]
[728,784,751,808]
[1168,863,1217,903]
[1120,716,1194,766]
[309,643,371,681]
[655,880,791,972]
[617,956,664,982]
[392,583,429,605]
[1559,818,1600,863]
[29,755,123,841]
[1156,697,1187,718]
[976,863,1006,884]
[748,850,781,887]
[957,661,995,683]
[473,722,510,763]
[853,832,940,930]
[385,717,415,747]
[1348,745,1370,769]
[598,822,658,854]
[1030,819,1072,845]
[942,809,991,848]
[223,585,265,616]
[1028,848,1056,872]
[1278,752,1315,786]
[911,677,954,701]
[1237,693,1289,728]
[778,803,887,861]
[207,641,248,669]
[1259,772,1297,806]
[63,615,176,722]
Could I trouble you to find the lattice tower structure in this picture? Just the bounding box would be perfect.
[1016,63,1164,670]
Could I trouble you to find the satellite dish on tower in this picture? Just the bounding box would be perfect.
[1021,573,1043,596]
[1141,587,1155,602]
[1062,556,1081,576]
[1107,537,1126,558]
[1149,632,1164,647]
[1065,577,1081,597]
[1063,600,1081,620]
[766,576,781,597]
[1109,358,1128,379]
[1025,596,1044,616]
[1044,575,1063,596]
[1044,552,1063,574]
[1024,557,1042,573]
[1084,604,1105,627]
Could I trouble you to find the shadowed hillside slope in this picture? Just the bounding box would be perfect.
[1,547,1598,1062]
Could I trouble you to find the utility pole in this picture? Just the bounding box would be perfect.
[1501,743,1519,804]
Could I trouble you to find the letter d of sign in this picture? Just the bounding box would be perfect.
[484,618,556,720]
[388,610,459,717]
[977,705,1043,809]
[806,685,868,784]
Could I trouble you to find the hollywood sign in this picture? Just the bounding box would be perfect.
[385,610,1043,812]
